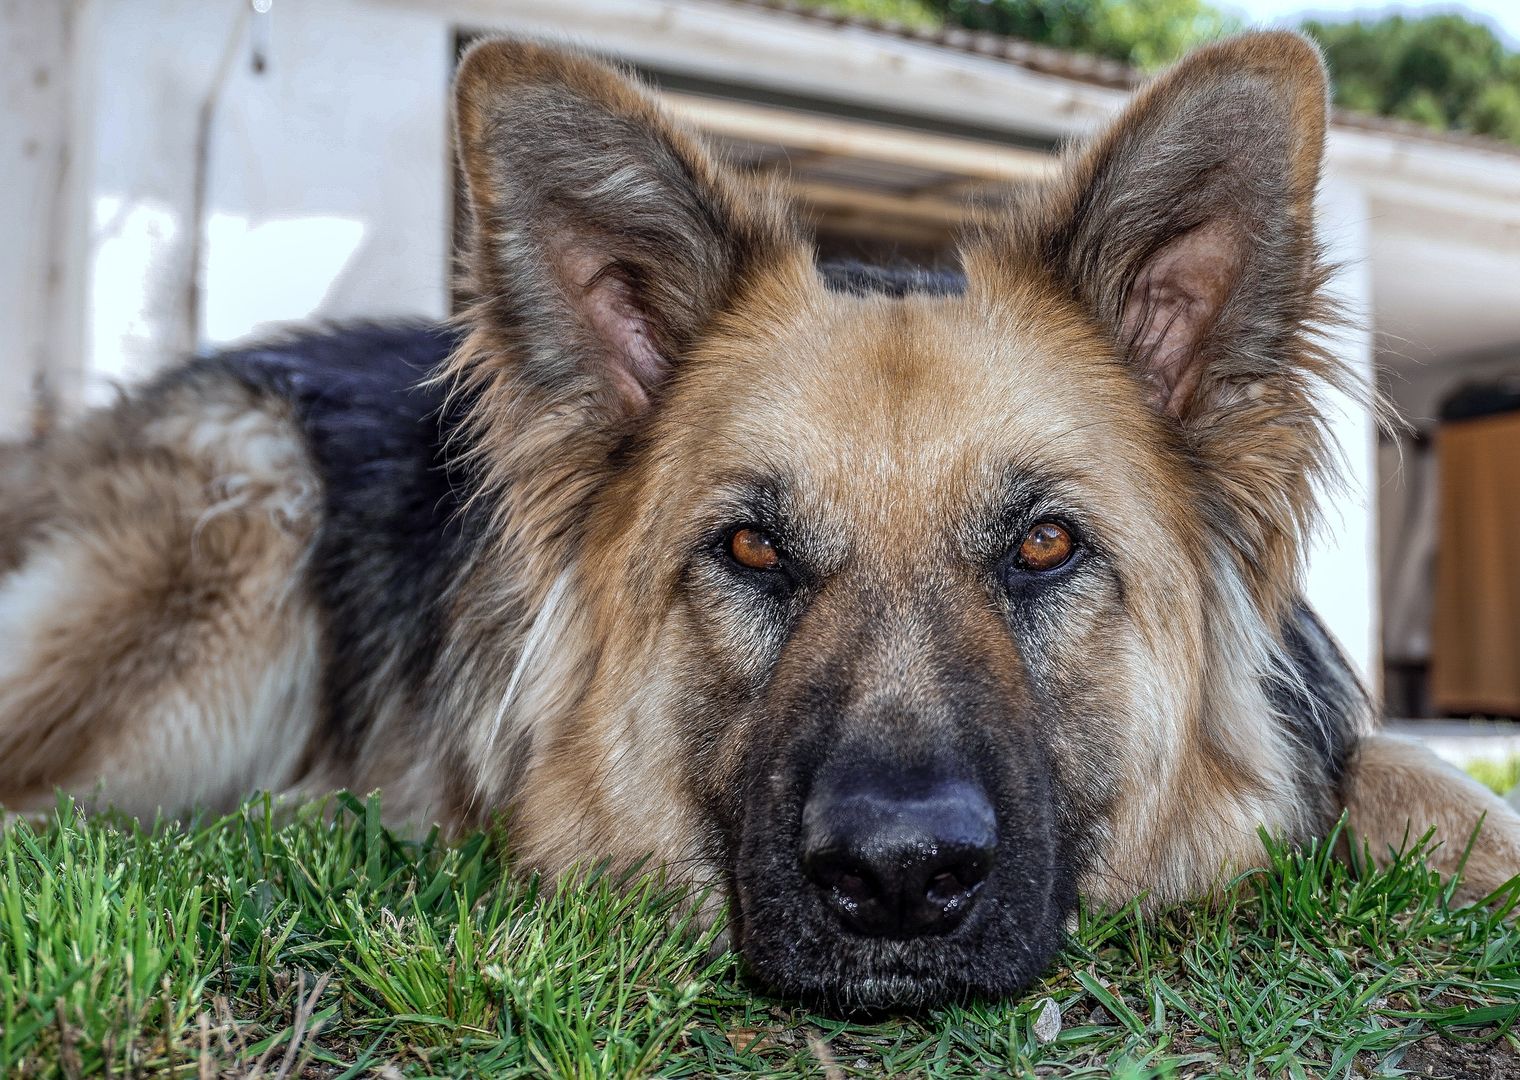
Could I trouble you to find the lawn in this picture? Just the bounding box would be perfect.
[2,794,1518,1079]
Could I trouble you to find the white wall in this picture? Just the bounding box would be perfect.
[20,0,455,417]
[0,0,88,438]
[195,1,454,347]
[1305,177,1379,684]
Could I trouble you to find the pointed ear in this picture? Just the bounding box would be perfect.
[1020,31,1332,419]
[453,38,800,414]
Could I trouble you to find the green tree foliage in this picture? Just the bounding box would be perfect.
[1305,14,1520,143]
[795,0,1235,66]
[794,0,943,29]
[921,0,1236,67]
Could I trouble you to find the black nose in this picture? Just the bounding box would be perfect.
[800,765,997,938]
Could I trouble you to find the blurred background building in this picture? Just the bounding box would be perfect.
[5,0,1520,721]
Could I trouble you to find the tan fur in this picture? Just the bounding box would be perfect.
[1345,733,1520,902]
[0,380,322,817]
[492,262,1339,906]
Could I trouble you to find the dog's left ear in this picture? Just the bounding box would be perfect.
[1033,31,1330,418]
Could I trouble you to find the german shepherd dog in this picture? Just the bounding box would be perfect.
[2,31,1518,1008]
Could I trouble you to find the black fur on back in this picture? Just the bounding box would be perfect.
[195,324,474,751]
[1271,601,1366,787]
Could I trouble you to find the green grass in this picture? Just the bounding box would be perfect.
[3,795,1518,1078]
[1467,756,1520,798]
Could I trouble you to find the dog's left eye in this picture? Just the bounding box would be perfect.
[1012,521,1075,573]
[727,526,783,571]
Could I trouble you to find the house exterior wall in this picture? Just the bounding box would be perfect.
[1,0,89,438]
[5,0,454,414]
[2,0,1386,682]
[1308,179,1378,684]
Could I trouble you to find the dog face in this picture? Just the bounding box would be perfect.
[447,33,1342,1007]
[641,281,1188,1005]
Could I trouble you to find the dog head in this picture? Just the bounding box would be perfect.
[446,33,1346,1008]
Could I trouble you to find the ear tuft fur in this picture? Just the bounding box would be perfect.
[438,37,808,689]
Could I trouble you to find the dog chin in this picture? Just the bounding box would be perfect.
[732,893,1070,1012]
[740,934,1065,1012]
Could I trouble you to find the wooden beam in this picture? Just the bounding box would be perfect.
[736,146,831,176]
[664,92,1056,184]
[788,179,994,230]
[903,174,1012,199]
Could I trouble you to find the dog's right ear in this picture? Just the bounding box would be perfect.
[453,38,800,417]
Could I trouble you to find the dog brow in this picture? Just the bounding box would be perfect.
[957,464,1101,563]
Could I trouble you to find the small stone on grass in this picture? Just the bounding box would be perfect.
[1033,997,1062,1044]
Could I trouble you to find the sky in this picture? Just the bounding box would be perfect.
[1222,0,1520,46]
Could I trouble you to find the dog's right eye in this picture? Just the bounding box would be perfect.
[726,527,783,572]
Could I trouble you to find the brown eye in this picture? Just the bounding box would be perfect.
[1016,522,1074,572]
[729,527,781,571]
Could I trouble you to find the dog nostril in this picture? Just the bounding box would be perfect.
[833,871,871,906]
[926,869,975,907]
[800,771,997,939]
[803,857,883,925]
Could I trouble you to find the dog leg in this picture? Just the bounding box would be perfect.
[1341,732,1520,902]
